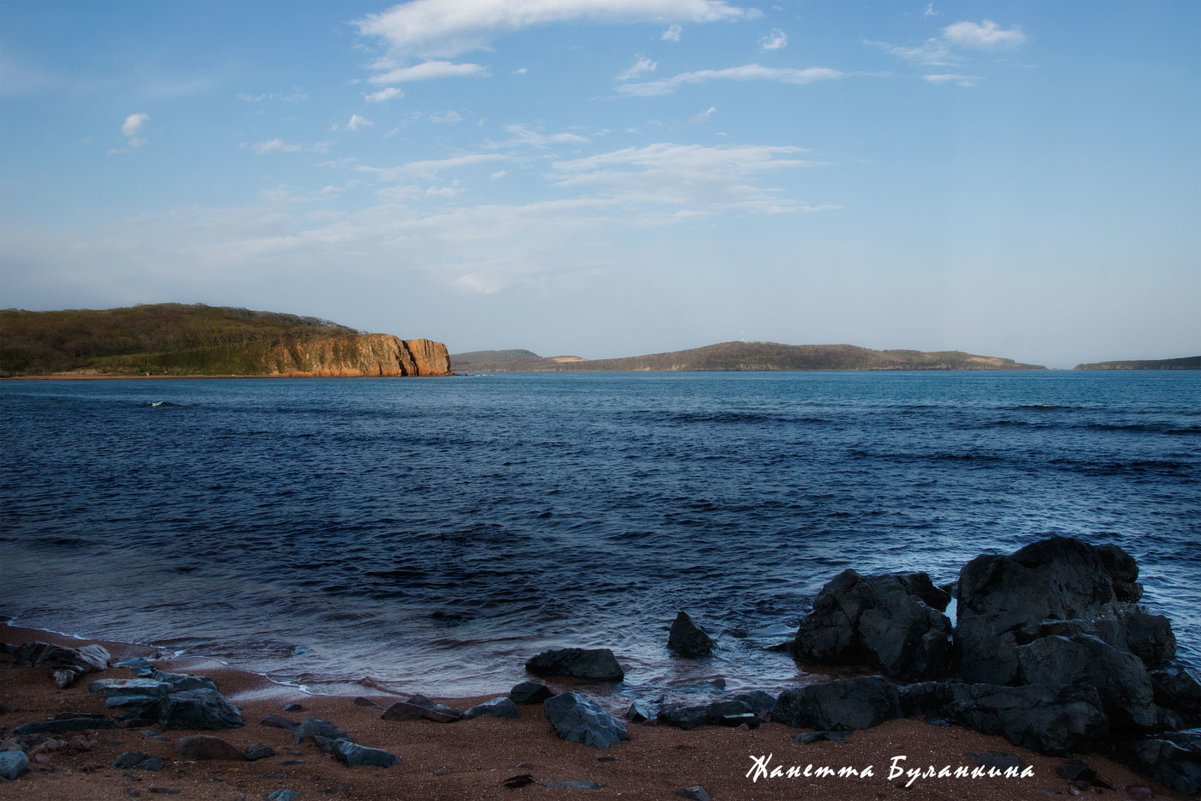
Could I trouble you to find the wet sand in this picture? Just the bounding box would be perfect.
[0,623,1183,800]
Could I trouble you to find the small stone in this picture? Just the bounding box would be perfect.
[546,780,602,789]
[147,787,181,795]
[464,697,521,719]
[292,718,349,745]
[244,743,275,761]
[674,787,711,801]
[175,735,247,761]
[282,703,305,712]
[380,695,463,723]
[332,739,398,768]
[260,715,300,731]
[509,682,553,705]
[503,774,535,789]
[266,791,300,801]
[0,750,30,781]
[352,698,383,709]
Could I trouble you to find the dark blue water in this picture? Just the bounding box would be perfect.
[2,372,1198,702]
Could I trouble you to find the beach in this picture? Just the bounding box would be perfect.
[1,623,1186,801]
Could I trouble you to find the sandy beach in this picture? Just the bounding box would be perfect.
[0,623,1185,801]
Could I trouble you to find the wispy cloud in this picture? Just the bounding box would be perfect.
[619,56,657,81]
[236,90,308,102]
[365,87,404,102]
[492,123,591,149]
[619,64,842,96]
[250,139,304,155]
[333,114,373,132]
[864,38,954,67]
[662,24,683,42]
[923,3,939,18]
[923,73,977,88]
[688,106,718,125]
[759,28,787,52]
[943,20,1026,49]
[369,60,489,84]
[120,113,149,147]
[355,0,750,60]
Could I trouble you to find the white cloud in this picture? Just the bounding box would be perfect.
[662,24,683,42]
[513,67,529,75]
[359,153,508,182]
[619,64,842,96]
[495,123,591,149]
[365,87,405,102]
[759,28,787,51]
[490,170,508,180]
[923,73,977,88]
[942,20,1026,49]
[355,0,750,60]
[864,38,955,67]
[369,60,489,84]
[251,139,304,155]
[342,114,373,131]
[236,90,307,102]
[923,3,939,18]
[121,113,149,147]
[428,110,463,124]
[619,56,657,81]
[688,106,718,125]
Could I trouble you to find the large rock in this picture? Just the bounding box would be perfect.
[955,537,1154,685]
[792,570,953,681]
[380,695,463,723]
[260,335,451,377]
[13,641,111,688]
[0,750,30,781]
[526,648,625,682]
[543,692,629,749]
[158,688,243,730]
[464,697,521,720]
[509,681,553,705]
[293,717,349,744]
[174,735,247,761]
[947,682,1108,755]
[332,739,399,768]
[12,717,119,736]
[1151,667,1201,727]
[657,700,759,731]
[668,612,715,658]
[771,676,902,731]
[1113,731,1201,796]
[1017,634,1155,731]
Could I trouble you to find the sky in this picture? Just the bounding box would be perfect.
[0,0,1197,368]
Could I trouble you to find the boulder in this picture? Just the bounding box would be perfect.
[12,717,119,736]
[543,692,629,749]
[157,688,243,730]
[13,641,111,688]
[332,738,399,768]
[526,648,625,682]
[244,743,275,761]
[464,697,521,720]
[1113,732,1201,797]
[792,570,953,681]
[1121,612,1176,669]
[0,750,29,782]
[1151,666,1201,726]
[293,717,349,744]
[955,537,1134,684]
[771,676,902,731]
[657,700,759,731]
[668,612,715,658]
[380,695,463,723]
[174,735,247,761]
[1017,634,1155,731]
[111,751,163,771]
[946,682,1107,755]
[259,715,300,732]
[509,681,554,705]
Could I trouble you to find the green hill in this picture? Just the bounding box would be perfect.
[453,341,1044,372]
[1074,356,1200,370]
[0,304,451,377]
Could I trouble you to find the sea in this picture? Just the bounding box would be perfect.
[2,371,1198,705]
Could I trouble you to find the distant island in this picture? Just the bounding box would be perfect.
[1074,356,1200,370]
[0,304,451,378]
[452,342,1046,372]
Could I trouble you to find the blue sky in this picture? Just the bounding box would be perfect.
[1,0,1197,367]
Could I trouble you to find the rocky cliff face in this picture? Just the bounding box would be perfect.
[261,334,452,377]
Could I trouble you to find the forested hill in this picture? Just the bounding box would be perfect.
[0,304,450,377]
[452,341,1045,372]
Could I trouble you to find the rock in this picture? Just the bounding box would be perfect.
[792,730,846,744]
[543,692,629,749]
[626,700,656,723]
[352,697,383,709]
[1096,543,1142,602]
[260,715,300,731]
[731,691,777,713]
[157,689,243,730]
[772,676,902,731]
[1113,732,1201,796]
[897,572,952,611]
[266,790,299,801]
[792,570,953,681]
[143,670,217,693]
[1122,612,1176,668]
[509,681,554,705]
[947,682,1107,755]
[282,703,304,712]
[1151,666,1201,726]
[546,781,603,789]
[657,700,759,731]
[115,657,156,674]
[174,735,247,761]
[13,641,111,687]
[1057,759,1098,783]
[0,750,30,781]
[380,695,463,723]
[89,678,174,699]
[1017,634,1155,731]
[668,612,715,658]
[12,717,119,736]
[898,681,955,719]
[112,751,163,770]
[331,739,398,768]
[526,648,625,682]
[244,743,275,761]
[955,537,1133,684]
[260,334,451,377]
[673,787,711,801]
[292,718,349,745]
[463,697,521,720]
[503,774,536,789]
